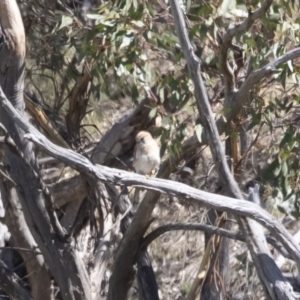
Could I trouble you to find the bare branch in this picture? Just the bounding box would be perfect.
[217,0,273,103]
[0,247,41,254]
[223,0,273,43]
[1,87,300,273]
[141,222,293,260]
[141,222,242,250]
[243,185,295,298]
[234,47,300,112]
[218,31,235,95]
[0,259,33,300]
[219,1,273,100]
[0,1,92,297]
[0,122,68,242]
[169,0,242,199]
[0,1,55,298]
[169,1,298,298]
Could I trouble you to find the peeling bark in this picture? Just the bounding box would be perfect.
[0,2,91,299]
[0,259,33,300]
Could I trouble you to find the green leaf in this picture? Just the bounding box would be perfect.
[177,93,190,111]
[220,107,232,115]
[129,4,144,20]
[281,177,290,198]
[149,108,157,119]
[189,25,199,40]
[280,126,294,148]
[132,20,144,27]
[162,116,170,128]
[186,0,191,11]
[86,14,105,20]
[264,158,281,180]
[131,84,139,103]
[287,60,294,72]
[282,160,288,177]
[159,88,165,103]
[58,15,73,30]
[264,111,273,132]
[119,34,134,49]
[197,5,212,16]
[195,124,203,143]
[245,38,257,47]
[247,113,261,130]
[198,25,209,40]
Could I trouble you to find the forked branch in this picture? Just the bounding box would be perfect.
[169,0,299,298]
[0,86,300,272]
[234,47,300,113]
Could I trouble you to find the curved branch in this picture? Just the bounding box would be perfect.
[168,3,298,298]
[141,222,241,250]
[219,0,273,96]
[1,87,300,273]
[234,47,300,113]
[218,31,235,95]
[223,0,273,43]
[141,222,292,260]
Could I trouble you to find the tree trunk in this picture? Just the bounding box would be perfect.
[201,210,230,300]
[0,2,52,299]
[0,2,91,299]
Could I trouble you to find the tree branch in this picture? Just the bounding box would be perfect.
[0,259,33,300]
[223,0,273,43]
[234,47,300,113]
[169,0,242,199]
[0,2,54,299]
[1,86,300,273]
[0,1,91,298]
[169,0,298,297]
[219,0,273,99]
[141,222,292,260]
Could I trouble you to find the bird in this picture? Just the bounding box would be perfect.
[132,131,161,176]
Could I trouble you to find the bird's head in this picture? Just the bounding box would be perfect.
[135,131,152,144]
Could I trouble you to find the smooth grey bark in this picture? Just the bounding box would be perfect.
[240,122,251,156]
[84,177,112,300]
[169,0,241,198]
[242,185,297,299]
[169,0,299,298]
